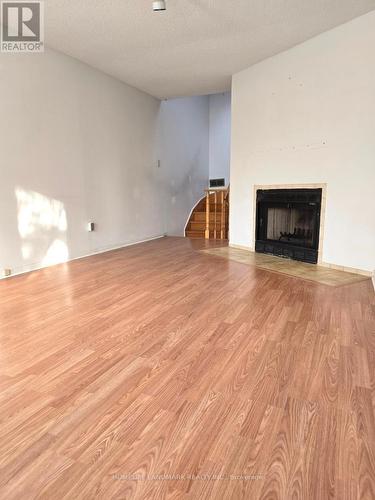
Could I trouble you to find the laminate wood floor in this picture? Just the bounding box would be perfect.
[0,236,374,500]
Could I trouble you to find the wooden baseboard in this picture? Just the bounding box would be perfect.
[1,234,165,280]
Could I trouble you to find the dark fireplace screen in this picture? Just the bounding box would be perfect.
[255,188,322,263]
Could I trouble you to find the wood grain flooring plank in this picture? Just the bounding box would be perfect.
[0,236,374,499]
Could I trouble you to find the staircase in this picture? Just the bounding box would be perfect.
[185,188,229,239]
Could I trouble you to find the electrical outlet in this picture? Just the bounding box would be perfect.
[88,222,95,232]
[3,269,11,277]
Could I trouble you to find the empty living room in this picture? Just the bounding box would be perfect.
[1,1,375,498]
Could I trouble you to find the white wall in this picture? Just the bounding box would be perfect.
[156,96,209,236]
[209,92,231,184]
[230,11,375,273]
[0,49,209,276]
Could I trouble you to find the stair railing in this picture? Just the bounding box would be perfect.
[204,187,229,240]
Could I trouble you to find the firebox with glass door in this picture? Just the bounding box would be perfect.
[255,188,322,264]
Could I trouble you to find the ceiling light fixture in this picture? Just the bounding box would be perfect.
[153,0,166,11]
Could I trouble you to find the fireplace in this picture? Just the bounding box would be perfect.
[255,188,322,263]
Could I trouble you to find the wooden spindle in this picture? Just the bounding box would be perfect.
[205,191,210,239]
[214,191,217,239]
[221,191,225,239]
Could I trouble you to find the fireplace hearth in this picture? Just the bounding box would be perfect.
[255,188,322,264]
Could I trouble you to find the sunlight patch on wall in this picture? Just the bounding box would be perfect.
[42,239,69,266]
[15,187,69,266]
[21,243,33,260]
[16,188,67,237]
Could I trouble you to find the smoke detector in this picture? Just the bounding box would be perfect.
[153,1,166,11]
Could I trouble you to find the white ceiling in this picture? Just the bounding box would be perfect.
[45,0,375,99]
